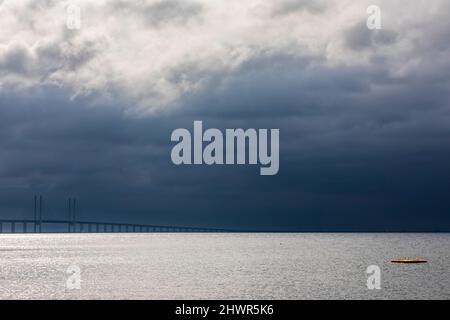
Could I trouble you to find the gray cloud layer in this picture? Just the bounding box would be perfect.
[0,0,449,230]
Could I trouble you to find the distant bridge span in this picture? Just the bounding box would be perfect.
[0,219,228,233]
[0,195,229,233]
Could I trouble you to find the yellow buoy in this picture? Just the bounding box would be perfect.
[391,259,427,264]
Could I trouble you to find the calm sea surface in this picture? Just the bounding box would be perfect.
[0,233,449,299]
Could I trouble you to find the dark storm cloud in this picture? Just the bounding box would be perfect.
[0,91,172,221]
[1,1,450,230]
[2,40,450,231]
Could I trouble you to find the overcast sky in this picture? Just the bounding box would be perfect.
[1,0,449,231]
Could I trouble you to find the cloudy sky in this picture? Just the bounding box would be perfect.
[0,0,449,231]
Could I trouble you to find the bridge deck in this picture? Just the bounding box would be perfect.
[0,219,228,233]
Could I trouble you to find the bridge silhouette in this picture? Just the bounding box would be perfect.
[0,196,229,233]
